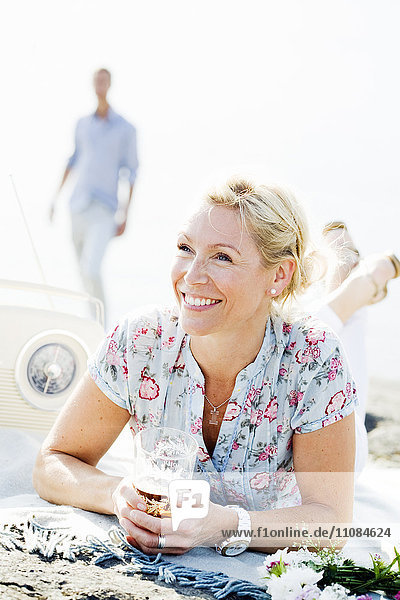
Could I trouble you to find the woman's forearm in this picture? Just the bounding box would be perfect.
[247,502,349,552]
[33,450,122,515]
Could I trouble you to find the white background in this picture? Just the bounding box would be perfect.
[1,0,399,378]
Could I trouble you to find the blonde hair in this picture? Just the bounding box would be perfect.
[204,177,326,314]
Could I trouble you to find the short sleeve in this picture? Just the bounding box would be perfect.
[290,344,357,434]
[66,120,81,170]
[87,314,131,410]
[87,305,181,414]
[121,124,138,184]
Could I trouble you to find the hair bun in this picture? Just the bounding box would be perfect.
[227,178,255,197]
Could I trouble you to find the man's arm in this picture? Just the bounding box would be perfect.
[115,125,138,236]
[49,166,72,221]
[49,121,80,222]
[115,182,134,237]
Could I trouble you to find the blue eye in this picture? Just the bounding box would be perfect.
[216,253,232,262]
[177,243,191,252]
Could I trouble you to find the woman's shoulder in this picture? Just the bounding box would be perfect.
[87,305,184,411]
[105,304,184,352]
[272,313,343,366]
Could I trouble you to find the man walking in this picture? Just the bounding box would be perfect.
[50,68,138,320]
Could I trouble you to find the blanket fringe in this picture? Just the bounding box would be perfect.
[0,520,271,600]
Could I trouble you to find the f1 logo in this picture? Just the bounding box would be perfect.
[169,480,210,531]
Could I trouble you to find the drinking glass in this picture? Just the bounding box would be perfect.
[131,426,198,517]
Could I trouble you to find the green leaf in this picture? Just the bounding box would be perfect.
[110,365,117,382]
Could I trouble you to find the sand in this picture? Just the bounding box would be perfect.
[366,377,400,467]
[0,546,215,600]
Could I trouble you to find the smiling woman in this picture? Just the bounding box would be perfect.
[173,205,283,339]
[33,177,356,557]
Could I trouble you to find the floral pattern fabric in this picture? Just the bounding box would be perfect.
[87,304,357,511]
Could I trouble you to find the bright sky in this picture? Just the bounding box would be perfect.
[1,0,399,374]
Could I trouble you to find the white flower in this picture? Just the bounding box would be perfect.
[266,566,323,600]
[263,547,290,568]
[318,583,351,599]
[289,547,319,567]
[258,547,291,583]
[317,548,347,568]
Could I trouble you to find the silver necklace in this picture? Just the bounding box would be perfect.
[204,393,230,426]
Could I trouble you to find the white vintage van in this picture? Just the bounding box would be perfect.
[0,279,104,440]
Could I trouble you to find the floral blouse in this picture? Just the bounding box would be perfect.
[87,304,357,511]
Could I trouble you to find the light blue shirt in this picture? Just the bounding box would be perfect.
[67,108,138,214]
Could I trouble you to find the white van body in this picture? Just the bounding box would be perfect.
[0,279,104,440]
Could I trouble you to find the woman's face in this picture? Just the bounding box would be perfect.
[171,205,275,337]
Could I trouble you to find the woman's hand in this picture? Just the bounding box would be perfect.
[112,477,146,517]
[111,477,153,547]
[111,477,170,553]
[111,476,178,553]
[112,481,235,556]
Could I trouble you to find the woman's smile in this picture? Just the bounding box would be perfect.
[181,292,223,310]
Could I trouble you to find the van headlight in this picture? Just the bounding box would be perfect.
[15,331,88,411]
[27,343,76,395]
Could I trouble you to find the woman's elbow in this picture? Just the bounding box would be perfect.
[314,500,353,525]
[32,447,56,501]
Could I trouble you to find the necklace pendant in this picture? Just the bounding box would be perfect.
[209,408,219,426]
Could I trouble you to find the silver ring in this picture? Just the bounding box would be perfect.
[157,534,166,549]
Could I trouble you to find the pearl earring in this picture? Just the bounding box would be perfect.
[270,288,277,295]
